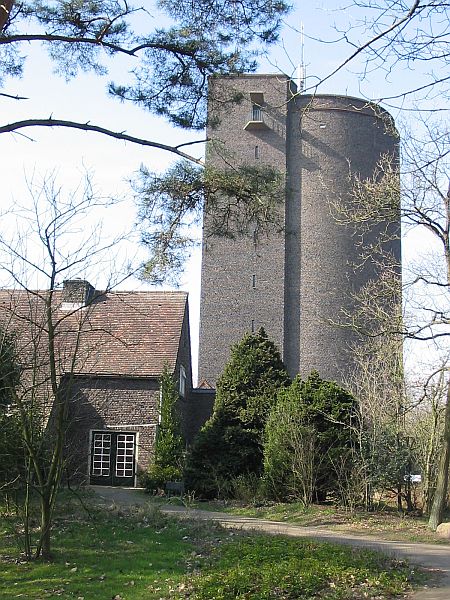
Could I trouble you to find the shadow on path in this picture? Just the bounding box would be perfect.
[91,486,450,600]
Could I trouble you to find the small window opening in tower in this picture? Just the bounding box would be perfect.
[251,319,255,333]
[255,145,259,159]
[252,104,262,122]
[252,274,256,288]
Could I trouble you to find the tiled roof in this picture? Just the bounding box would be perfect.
[0,289,188,378]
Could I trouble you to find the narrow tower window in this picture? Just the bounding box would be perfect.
[255,145,260,159]
[252,274,256,288]
[251,319,255,333]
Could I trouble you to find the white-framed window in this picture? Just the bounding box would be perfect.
[91,432,111,476]
[179,364,186,397]
[115,433,135,478]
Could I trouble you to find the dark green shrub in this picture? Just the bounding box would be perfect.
[263,396,317,504]
[184,411,262,498]
[141,465,182,493]
[213,327,290,430]
[263,371,357,503]
[185,329,289,498]
[0,331,25,504]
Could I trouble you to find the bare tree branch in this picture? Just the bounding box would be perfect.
[0,119,204,164]
[303,0,421,95]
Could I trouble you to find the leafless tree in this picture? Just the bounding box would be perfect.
[308,1,449,111]
[334,114,449,525]
[0,174,131,558]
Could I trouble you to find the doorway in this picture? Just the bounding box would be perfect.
[90,430,136,486]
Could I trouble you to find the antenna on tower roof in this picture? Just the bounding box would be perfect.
[297,22,306,93]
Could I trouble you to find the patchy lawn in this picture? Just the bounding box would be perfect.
[173,534,421,600]
[0,501,195,600]
[0,494,424,600]
[185,499,449,545]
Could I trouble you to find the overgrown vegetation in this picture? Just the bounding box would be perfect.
[185,328,446,524]
[177,534,419,600]
[185,331,359,504]
[263,372,357,504]
[0,331,25,504]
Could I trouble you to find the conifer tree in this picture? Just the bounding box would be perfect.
[185,328,289,498]
[145,365,184,491]
[264,372,357,503]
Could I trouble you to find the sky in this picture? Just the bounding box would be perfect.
[0,0,447,384]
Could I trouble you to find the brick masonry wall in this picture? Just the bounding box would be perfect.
[66,376,160,484]
[199,75,293,385]
[294,95,400,382]
[175,304,196,444]
[199,79,401,389]
[183,389,215,445]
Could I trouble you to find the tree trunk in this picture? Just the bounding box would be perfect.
[0,0,15,32]
[38,492,52,559]
[23,472,31,560]
[423,400,440,514]
[429,380,450,530]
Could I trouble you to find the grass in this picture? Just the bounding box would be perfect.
[0,499,196,600]
[0,492,425,600]
[188,499,449,544]
[174,534,421,600]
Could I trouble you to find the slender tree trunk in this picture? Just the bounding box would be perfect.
[23,471,31,560]
[429,380,450,530]
[37,492,52,559]
[424,401,440,514]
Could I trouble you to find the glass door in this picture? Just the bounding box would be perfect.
[90,431,136,486]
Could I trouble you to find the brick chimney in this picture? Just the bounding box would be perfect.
[62,280,95,308]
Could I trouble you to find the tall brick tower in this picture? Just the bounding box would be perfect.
[198,74,400,387]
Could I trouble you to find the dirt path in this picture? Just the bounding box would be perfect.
[91,486,450,600]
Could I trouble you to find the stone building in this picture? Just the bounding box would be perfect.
[199,74,401,387]
[0,281,198,487]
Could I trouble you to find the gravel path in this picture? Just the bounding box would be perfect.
[91,486,450,600]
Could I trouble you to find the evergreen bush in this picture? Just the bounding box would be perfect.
[185,328,289,498]
[144,365,184,493]
[263,371,357,503]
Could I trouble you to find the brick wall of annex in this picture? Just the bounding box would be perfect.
[66,376,160,484]
[175,304,195,444]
